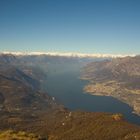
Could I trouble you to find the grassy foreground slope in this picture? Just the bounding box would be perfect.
[0,130,46,140]
[46,111,140,140]
[1,112,140,140]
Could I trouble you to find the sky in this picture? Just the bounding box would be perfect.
[0,0,140,54]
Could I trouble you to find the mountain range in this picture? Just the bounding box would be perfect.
[0,53,140,140]
[81,56,140,115]
[1,51,135,58]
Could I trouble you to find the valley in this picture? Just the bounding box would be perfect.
[0,53,140,140]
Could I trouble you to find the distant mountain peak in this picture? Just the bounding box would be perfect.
[0,51,136,58]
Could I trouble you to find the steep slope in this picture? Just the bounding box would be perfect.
[81,56,140,115]
[0,65,57,112]
[0,55,63,134]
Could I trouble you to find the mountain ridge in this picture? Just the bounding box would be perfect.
[0,51,136,58]
[81,56,140,115]
[1,54,140,139]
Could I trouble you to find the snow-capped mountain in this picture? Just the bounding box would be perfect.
[0,51,136,58]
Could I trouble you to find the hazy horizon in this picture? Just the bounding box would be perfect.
[0,51,137,58]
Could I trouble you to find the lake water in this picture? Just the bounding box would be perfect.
[45,63,140,125]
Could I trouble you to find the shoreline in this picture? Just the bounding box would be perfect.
[83,86,140,117]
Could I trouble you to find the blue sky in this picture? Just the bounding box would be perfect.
[0,0,140,54]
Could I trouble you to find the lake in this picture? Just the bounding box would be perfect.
[45,63,140,125]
